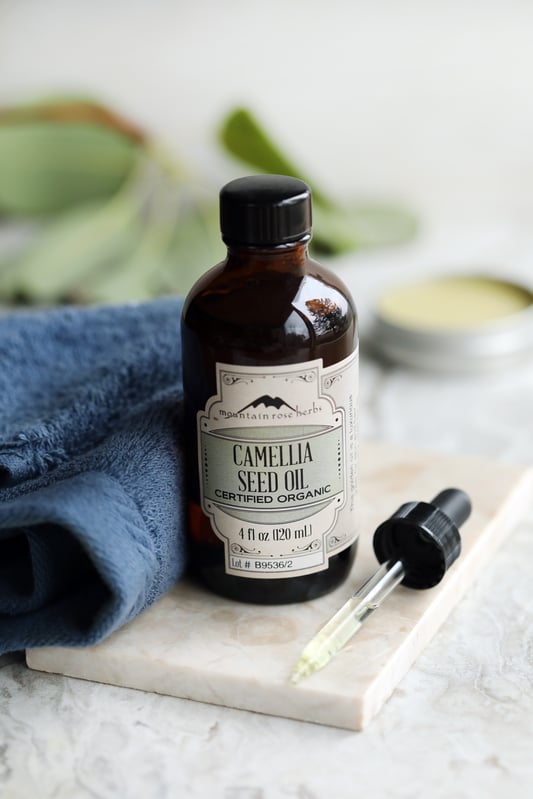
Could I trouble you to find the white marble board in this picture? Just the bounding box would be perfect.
[26,441,533,731]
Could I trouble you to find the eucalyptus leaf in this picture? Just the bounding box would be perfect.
[83,177,183,303]
[82,242,164,303]
[0,122,139,215]
[219,108,331,207]
[312,202,418,254]
[0,98,146,143]
[80,184,222,303]
[0,184,141,304]
[0,99,419,309]
[157,200,223,295]
[219,107,418,254]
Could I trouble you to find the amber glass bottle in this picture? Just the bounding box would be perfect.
[181,175,358,604]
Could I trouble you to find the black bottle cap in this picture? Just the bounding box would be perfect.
[220,174,312,246]
[373,488,472,589]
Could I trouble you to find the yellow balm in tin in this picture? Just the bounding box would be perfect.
[373,274,533,371]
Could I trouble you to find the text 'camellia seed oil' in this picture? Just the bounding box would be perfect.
[181,175,359,604]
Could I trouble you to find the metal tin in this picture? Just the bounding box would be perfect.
[371,274,533,372]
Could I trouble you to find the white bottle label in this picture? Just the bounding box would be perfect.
[197,350,358,578]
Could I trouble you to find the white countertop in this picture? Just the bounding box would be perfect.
[1,220,533,798]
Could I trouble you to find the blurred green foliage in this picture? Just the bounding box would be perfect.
[0,99,417,305]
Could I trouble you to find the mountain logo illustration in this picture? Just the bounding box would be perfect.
[238,395,297,413]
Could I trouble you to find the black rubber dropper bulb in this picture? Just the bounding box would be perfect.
[291,488,472,683]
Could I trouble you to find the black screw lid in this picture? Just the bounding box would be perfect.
[373,488,472,589]
[220,174,312,246]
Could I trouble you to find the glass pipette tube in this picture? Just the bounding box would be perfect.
[290,559,406,684]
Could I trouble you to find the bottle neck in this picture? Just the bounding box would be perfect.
[224,237,310,269]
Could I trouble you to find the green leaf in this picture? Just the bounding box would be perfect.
[0,97,146,143]
[157,200,223,295]
[82,177,182,303]
[0,122,139,215]
[312,202,418,254]
[218,108,331,207]
[78,185,223,303]
[0,182,141,304]
[219,107,418,254]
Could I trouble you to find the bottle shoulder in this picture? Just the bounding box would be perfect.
[182,256,357,328]
[181,253,357,370]
[181,260,227,318]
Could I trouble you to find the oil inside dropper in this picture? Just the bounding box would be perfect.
[290,488,472,684]
[291,560,405,683]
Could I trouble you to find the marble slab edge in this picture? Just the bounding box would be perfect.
[358,465,533,728]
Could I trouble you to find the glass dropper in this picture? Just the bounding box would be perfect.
[291,559,405,683]
[291,488,472,684]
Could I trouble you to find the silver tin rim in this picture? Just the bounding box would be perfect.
[371,275,533,372]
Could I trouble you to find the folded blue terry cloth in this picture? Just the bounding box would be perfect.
[0,297,186,654]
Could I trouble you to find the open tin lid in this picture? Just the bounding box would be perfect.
[371,273,533,372]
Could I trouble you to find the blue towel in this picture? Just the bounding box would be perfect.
[0,297,186,654]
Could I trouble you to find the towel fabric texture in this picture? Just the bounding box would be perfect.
[0,297,186,654]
